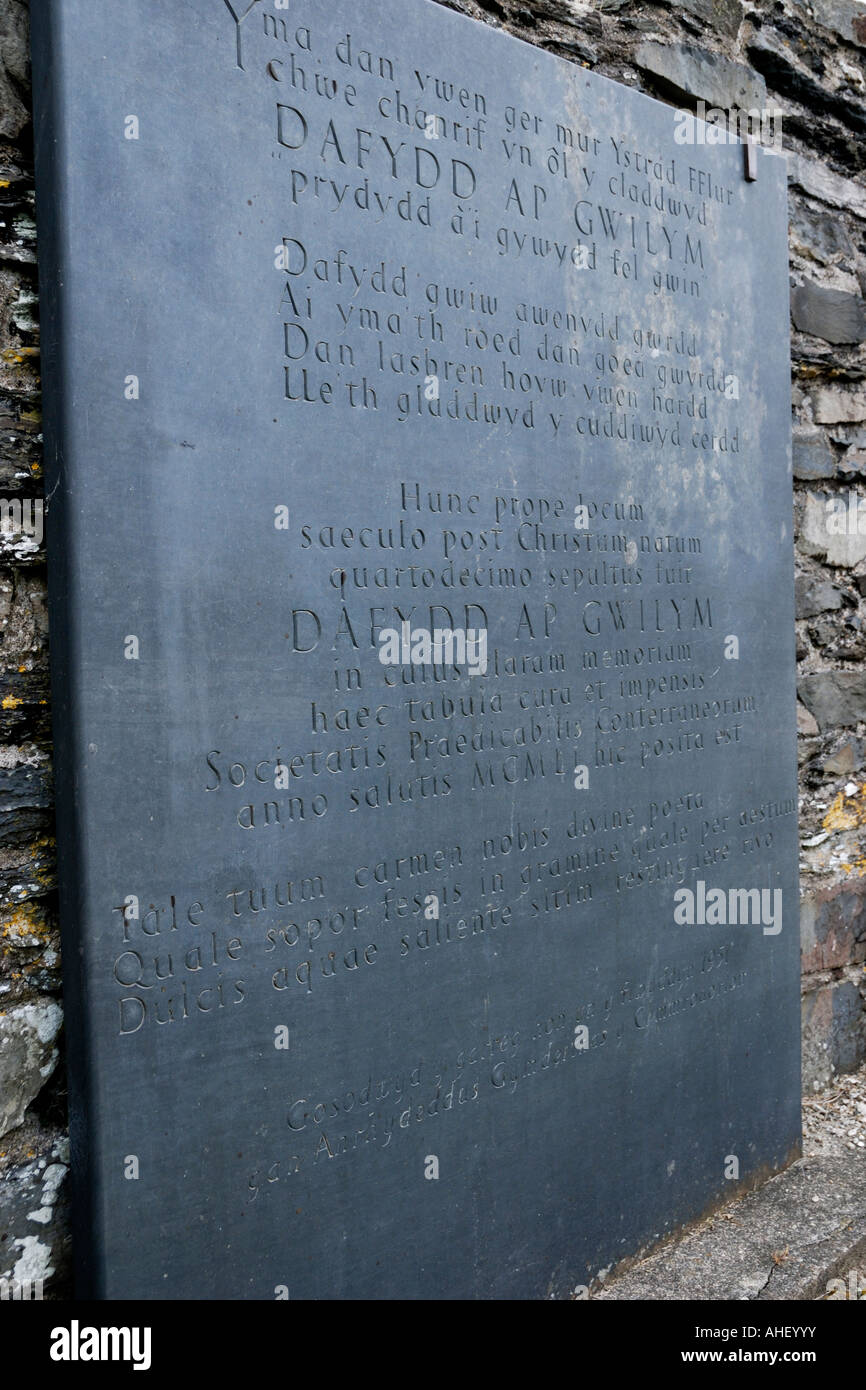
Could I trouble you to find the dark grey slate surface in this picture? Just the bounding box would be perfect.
[31,0,798,1300]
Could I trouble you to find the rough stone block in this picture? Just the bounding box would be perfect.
[801,881,866,974]
[798,670,866,730]
[802,974,866,1092]
[635,41,766,110]
[791,279,866,344]
[0,998,62,1137]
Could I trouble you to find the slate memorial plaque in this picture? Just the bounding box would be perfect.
[32,0,799,1299]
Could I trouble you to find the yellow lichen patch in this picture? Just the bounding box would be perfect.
[0,179,9,188]
[18,835,58,867]
[0,902,51,945]
[1,695,21,710]
[822,786,866,832]
[33,863,57,890]
[1,346,40,365]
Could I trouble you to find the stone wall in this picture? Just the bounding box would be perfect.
[0,0,69,1298]
[0,0,864,1297]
